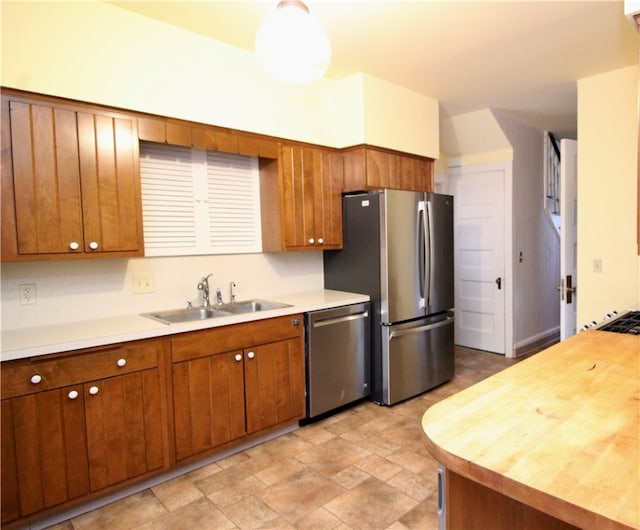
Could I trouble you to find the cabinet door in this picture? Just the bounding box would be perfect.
[244,338,305,434]
[315,150,343,249]
[280,145,316,249]
[279,145,343,250]
[8,100,84,255]
[172,351,246,461]
[1,386,89,523]
[83,369,165,491]
[77,112,142,254]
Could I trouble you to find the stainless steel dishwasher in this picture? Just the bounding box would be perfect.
[305,302,370,420]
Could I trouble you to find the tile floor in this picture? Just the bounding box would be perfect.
[47,347,524,530]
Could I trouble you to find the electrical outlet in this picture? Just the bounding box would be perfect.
[20,283,37,305]
[132,273,155,294]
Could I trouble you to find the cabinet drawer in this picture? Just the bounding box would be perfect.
[1,340,160,399]
[171,314,303,363]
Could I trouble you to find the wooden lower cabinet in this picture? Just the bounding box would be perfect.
[0,339,167,526]
[170,315,306,461]
[1,316,306,526]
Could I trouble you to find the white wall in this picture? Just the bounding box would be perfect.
[1,253,322,330]
[492,111,560,348]
[577,65,640,324]
[0,1,440,331]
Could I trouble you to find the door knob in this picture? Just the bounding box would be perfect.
[495,277,502,290]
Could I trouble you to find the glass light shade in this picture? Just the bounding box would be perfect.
[255,0,331,84]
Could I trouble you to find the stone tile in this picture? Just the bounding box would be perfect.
[386,468,437,501]
[294,506,343,529]
[295,437,371,475]
[254,457,309,486]
[258,468,344,523]
[324,476,419,529]
[185,460,224,482]
[207,475,268,507]
[195,456,271,496]
[386,448,438,475]
[354,453,403,481]
[138,497,234,530]
[70,490,167,530]
[219,494,280,528]
[151,476,204,512]
[397,491,439,530]
[245,432,315,462]
[331,465,371,489]
[294,423,338,445]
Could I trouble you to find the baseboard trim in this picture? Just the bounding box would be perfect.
[514,327,560,358]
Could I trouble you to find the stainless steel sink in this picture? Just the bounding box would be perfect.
[142,299,291,324]
[218,299,292,314]
[142,307,233,324]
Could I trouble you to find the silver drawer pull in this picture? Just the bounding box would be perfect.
[235,353,242,362]
[68,390,79,400]
[116,358,127,367]
[247,351,255,359]
[30,374,42,384]
[88,386,99,395]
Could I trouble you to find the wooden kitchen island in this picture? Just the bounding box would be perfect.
[422,330,639,530]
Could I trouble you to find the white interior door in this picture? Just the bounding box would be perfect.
[560,139,578,339]
[450,166,506,354]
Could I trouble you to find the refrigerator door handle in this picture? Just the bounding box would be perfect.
[426,197,434,311]
[418,200,427,309]
[388,315,454,338]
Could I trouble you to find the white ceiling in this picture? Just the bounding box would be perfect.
[111,1,638,139]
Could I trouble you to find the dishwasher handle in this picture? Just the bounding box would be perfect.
[311,311,369,328]
[388,315,454,338]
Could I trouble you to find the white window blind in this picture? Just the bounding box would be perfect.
[140,142,262,256]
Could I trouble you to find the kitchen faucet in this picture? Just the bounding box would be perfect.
[197,274,212,307]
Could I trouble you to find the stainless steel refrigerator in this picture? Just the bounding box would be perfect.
[324,189,454,405]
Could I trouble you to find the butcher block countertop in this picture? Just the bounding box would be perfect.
[422,330,639,530]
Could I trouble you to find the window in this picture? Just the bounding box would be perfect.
[140,142,262,256]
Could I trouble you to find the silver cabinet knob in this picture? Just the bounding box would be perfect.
[30,374,42,384]
[69,241,80,250]
[247,351,255,359]
[308,238,315,244]
[88,386,99,395]
[235,353,242,362]
[116,358,126,367]
[68,390,79,400]
[317,238,324,244]
[88,241,99,250]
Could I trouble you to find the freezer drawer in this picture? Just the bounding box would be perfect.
[379,312,454,405]
[305,303,370,419]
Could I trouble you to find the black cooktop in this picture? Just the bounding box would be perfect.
[598,311,640,335]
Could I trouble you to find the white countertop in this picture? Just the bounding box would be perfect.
[1,290,369,361]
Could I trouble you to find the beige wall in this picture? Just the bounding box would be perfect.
[0,1,438,157]
[577,65,640,324]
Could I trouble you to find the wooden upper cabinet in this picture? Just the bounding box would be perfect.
[342,145,434,192]
[261,144,343,252]
[137,116,279,159]
[1,93,143,261]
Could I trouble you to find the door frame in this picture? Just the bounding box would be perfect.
[448,161,514,357]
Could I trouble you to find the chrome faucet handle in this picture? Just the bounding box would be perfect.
[215,288,223,305]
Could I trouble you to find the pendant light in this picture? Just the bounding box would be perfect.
[255,0,331,84]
